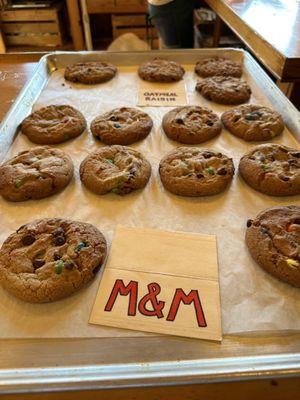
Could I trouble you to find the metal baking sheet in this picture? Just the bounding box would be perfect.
[0,49,300,393]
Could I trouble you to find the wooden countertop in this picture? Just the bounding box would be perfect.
[205,0,300,81]
[0,53,42,122]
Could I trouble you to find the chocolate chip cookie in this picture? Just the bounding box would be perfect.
[21,105,86,145]
[221,104,284,141]
[0,218,107,302]
[162,106,221,144]
[91,107,153,145]
[239,144,300,196]
[195,57,243,78]
[159,147,234,196]
[80,145,151,195]
[64,61,117,84]
[246,206,300,288]
[138,58,185,82]
[196,76,251,105]
[0,147,74,202]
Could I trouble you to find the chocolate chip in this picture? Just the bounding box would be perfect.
[65,261,75,270]
[288,159,298,166]
[206,120,214,126]
[203,151,214,159]
[292,152,300,158]
[54,236,66,246]
[33,259,45,269]
[17,224,27,233]
[53,227,65,237]
[279,146,288,153]
[197,173,204,178]
[53,252,61,261]
[22,234,35,246]
[246,219,253,228]
[217,167,227,175]
[245,112,261,121]
[294,218,300,225]
[279,175,290,181]
[176,118,184,124]
[260,227,268,234]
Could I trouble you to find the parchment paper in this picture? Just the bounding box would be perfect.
[0,61,299,338]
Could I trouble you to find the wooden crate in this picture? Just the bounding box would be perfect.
[112,13,158,48]
[115,0,145,6]
[0,5,65,47]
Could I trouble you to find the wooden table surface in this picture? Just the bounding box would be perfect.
[205,0,300,81]
[0,53,41,122]
[0,53,300,400]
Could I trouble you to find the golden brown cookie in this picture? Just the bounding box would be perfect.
[239,144,300,196]
[195,57,243,78]
[64,61,117,84]
[91,107,153,145]
[80,145,151,195]
[0,147,74,202]
[138,57,185,82]
[221,104,284,141]
[21,105,86,145]
[159,147,234,197]
[246,206,300,288]
[0,218,107,302]
[196,76,251,105]
[162,106,222,144]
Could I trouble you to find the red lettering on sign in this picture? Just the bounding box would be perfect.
[166,289,207,327]
[138,283,165,318]
[104,279,138,316]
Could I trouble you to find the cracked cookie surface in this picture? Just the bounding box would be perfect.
[138,58,185,82]
[64,61,117,84]
[195,57,243,78]
[159,147,234,196]
[80,145,151,195]
[0,218,107,302]
[91,107,153,145]
[221,104,284,141]
[21,105,86,145]
[246,206,300,288]
[162,106,221,144]
[0,146,74,202]
[196,76,251,105]
[239,144,300,196]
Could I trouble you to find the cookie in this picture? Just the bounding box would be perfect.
[239,144,300,196]
[80,145,151,195]
[0,146,74,202]
[159,147,234,196]
[195,57,243,78]
[221,104,284,141]
[0,218,107,302]
[64,61,117,84]
[91,107,153,145]
[196,76,251,105]
[138,57,185,82]
[246,206,300,288]
[21,105,86,145]
[162,106,221,144]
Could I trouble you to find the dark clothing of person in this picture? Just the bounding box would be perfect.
[148,0,195,48]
